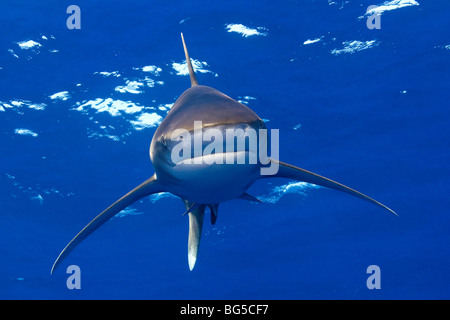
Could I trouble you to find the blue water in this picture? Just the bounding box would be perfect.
[1,0,449,299]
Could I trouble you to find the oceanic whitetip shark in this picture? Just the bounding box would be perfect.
[51,34,396,274]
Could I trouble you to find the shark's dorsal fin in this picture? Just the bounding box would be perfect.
[181,33,198,87]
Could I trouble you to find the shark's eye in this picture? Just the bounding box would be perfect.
[161,137,167,146]
[178,135,184,141]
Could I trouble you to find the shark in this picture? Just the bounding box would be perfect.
[51,34,396,274]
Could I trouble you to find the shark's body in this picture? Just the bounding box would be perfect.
[51,34,396,274]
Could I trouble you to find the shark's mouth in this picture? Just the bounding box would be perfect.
[174,151,257,166]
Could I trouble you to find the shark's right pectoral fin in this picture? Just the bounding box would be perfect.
[183,200,206,271]
[268,159,397,216]
[51,174,164,274]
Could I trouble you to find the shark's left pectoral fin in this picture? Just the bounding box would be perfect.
[268,159,397,216]
[183,200,206,271]
[51,174,164,274]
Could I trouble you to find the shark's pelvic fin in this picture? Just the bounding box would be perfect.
[239,192,263,203]
[181,33,198,87]
[182,202,200,216]
[51,174,163,274]
[269,159,397,216]
[209,204,219,225]
[183,200,206,271]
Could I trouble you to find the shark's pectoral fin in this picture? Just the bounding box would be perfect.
[268,159,397,216]
[183,200,206,271]
[51,174,164,274]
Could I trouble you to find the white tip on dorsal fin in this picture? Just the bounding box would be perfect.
[181,33,198,87]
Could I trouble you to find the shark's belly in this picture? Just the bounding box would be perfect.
[168,151,261,204]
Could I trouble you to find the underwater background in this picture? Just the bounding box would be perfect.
[1,0,449,299]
